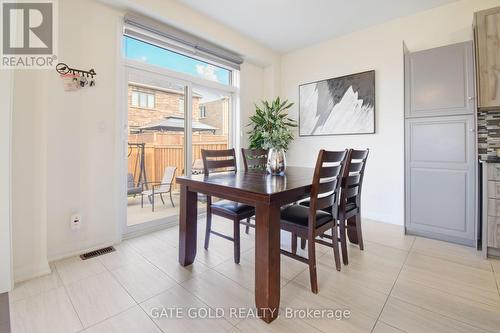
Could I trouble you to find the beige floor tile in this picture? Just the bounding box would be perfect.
[292,262,388,318]
[151,225,181,246]
[125,232,174,255]
[66,271,136,328]
[181,269,254,325]
[347,241,409,270]
[295,254,399,295]
[399,252,499,306]
[141,246,210,283]
[411,237,491,271]
[84,306,161,333]
[239,248,309,282]
[380,296,490,333]
[372,321,404,333]
[110,259,177,302]
[10,286,82,333]
[236,316,320,333]
[391,278,500,332]
[318,251,401,295]
[97,243,145,271]
[140,284,233,333]
[9,264,62,302]
[362,219,415,251]
[213,253,289,291]
[281,282,377,333]
[490,259,500,274]
[54,256,106,285]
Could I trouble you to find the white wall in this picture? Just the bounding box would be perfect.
[281,0,500,225]
[11,0,278,281]
[0,71,13,292]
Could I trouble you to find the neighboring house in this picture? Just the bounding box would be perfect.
[128,82,227,135]
[128,82,201,132]
[198,97,229,135]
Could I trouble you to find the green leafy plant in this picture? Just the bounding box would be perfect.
[247,97,297,150]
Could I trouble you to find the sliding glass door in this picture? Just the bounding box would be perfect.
[123,66,235,235]
[122,32,238,235]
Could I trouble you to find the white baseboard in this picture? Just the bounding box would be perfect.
[47,238,119,263]
[363,210,403,226]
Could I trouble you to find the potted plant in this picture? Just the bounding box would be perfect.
[247,97,297,175]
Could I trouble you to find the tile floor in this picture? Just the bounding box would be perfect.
[7,217,500,333]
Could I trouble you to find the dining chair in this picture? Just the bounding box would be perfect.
[201,148,255,264]
[240,148,268,234]
[280,149,347,293]
[337,148,369,265]
[241,148,268,172]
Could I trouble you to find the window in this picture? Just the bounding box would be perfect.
[147,94,155,108]
[199,105,207,118]
[178,98,185,114]
[124,36,231,85]
[131,91,155,109]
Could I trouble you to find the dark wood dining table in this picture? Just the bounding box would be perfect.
[176,166,359,323]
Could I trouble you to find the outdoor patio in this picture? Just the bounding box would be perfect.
[127,192,206,226]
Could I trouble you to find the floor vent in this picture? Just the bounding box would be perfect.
[80,246,115,260]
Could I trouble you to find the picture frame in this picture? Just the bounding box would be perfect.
[299,70,375,136]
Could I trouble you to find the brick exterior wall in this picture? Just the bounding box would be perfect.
[127,84,200,132]
[199,97,229,135]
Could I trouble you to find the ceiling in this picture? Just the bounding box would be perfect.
[175,0,458,53]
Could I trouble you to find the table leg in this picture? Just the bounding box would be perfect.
[179,185,198,266]
[254,202,281,323]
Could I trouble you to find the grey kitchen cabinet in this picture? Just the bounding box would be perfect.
[474,6,500,109]
[405,42,475,117]
[405,42,477,246]
[405,115,476,245]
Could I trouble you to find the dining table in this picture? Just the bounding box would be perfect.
[176,166,359,323]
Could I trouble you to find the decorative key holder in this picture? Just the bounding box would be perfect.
[56,63,97,91]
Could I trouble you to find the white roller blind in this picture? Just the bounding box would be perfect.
[124,13,243,70]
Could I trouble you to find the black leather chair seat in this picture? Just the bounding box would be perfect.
[211,200,255,215]
[281,204,333,228]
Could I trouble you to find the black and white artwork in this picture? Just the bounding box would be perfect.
[299,70,375,136]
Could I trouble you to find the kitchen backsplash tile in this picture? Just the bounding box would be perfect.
[478,110,500,159]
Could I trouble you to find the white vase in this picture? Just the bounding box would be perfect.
[267,148,287,175]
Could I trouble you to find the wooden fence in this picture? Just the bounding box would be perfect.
[128,142,228,190]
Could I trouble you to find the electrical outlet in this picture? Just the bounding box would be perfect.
[70,213,81,230]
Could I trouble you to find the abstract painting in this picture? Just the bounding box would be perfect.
[299,70,375,136]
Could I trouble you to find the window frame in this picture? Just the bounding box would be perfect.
[130,89,156,110]
[124,35,233,86]
[199,105,207,119]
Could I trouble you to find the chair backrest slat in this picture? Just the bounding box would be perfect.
[341,148,369,209]
[317,177,340,194]
[343,174,361,187]
[319,165,342,178]
[241,148,268,172]
[343,186,359,199]
[317,193,337,211]
[201,149,237,176]
[309,149,348,222]
[348,161,363,173]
